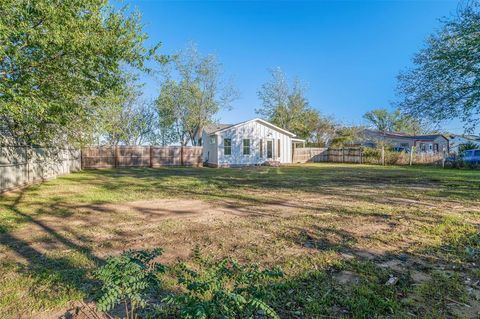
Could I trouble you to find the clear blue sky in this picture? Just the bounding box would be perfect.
[126,0,466,133]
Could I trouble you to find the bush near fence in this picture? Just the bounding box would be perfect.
[0,145,81,193]
[81,146,203,169]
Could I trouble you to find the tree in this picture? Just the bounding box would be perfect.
[0,0,159,145]
[330,126,365,147]
[89,81,159,146]
[155,45,238,146]
[363,108,431,135]
[392,113,430,136]
[396,1,480,132]
[256,68,319,140]
[310,115,338,147]
[363,109,395,132]
[459,141,479,154]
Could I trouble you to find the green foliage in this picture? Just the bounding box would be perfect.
[363,108,427,135]
[95,249,164,318]
[459,141,479,154]
[330,126,364,147]
[397,1,480,132]
[98,82,159,146]
[256,68,322,140]
[163,254,283,319]
[415,271,467,317]
[156,44,238,146]
[363,109,394,132]
[0,0,159,145]
[361,146,382,160]
[361,146,405,165]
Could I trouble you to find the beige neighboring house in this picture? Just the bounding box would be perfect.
[361,129,449,154]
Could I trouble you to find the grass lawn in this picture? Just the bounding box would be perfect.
[0,164,479,318]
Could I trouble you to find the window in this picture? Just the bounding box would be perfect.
[420,143,426,152]
[277,139,281,158]
[198,138,202,146]
[267,140,273,158]
[209,136,216,144]
[224,138,231,156]
[474,150,480,157]
[243,139,250,155]
[259,139,263,157]
[434,143,439,152]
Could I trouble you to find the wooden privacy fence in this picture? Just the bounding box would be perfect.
[81,146,203,169]
[292,148,362,163]
[0,146,81,193]
[292,147,444,165]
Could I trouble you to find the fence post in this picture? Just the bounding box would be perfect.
[342,148,345,163]
[409,146,413,166]
[360,148,363,164]
[114,145,118,168]
[181,145,184,166]
[26,145,30,184]
[149,146,153,168]
[381,145,385,166]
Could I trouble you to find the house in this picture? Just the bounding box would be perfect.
[361,129,449,154]
[196,118,305,167]
[447,134,480,154]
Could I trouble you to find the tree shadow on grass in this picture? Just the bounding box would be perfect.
[0,191,104,317]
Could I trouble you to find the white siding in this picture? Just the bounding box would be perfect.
[215,120,293,166]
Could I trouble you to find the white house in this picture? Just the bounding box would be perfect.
[447,134,480,154]
[196,118,305,167]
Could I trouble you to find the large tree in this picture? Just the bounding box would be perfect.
[0,0,159,145]
[310,115,338,147]
[363,108,430,135]
[256,68,319,140]
[155,45,237,146]
[98,84,159,146]
[363,109,395,132]
[397,1,480,132]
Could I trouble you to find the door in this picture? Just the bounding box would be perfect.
[266,140,273,159]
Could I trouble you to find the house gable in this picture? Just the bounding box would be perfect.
[209,118,298,138]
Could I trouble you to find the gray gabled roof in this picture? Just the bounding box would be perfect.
[204,123,234,134]
[363,129,448,141]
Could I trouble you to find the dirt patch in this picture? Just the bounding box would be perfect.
[101,199,239,221]
[334,270,360,285]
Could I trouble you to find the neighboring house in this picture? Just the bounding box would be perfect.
[195,118,305,167]
[361,129,449,154]
[447,134,480,154]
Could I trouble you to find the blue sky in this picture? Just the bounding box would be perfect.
[126,0,465,133]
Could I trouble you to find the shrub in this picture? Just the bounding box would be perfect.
[459,141,479,154]
[163,255,283,319]
[95,248,164,318]
[361,146,403,165]
[361,147,382,161]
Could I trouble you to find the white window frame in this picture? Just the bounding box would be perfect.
[243,139,250,155]
[224,138,232,156]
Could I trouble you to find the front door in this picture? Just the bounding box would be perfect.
[266,140,273,159]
